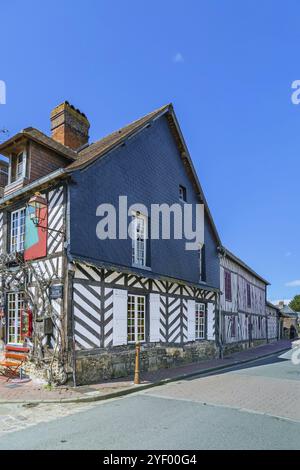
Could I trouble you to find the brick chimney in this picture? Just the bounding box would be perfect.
[50,101,90,150]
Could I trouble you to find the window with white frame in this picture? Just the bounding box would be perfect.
[16,152,24,180]
[195,302,205,339]
[10,151,25,183]
[10,207,26,253]
[7,291,24,344]
[132,212,147,267]
[127,294,145,343]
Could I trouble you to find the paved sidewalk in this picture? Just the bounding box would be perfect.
[0,339,292,404]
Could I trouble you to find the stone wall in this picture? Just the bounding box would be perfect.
[223,338,268,355]
[75,341,219,385]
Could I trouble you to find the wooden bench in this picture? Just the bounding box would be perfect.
[0,345,30,381]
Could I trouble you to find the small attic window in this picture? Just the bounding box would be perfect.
[179,185,186,202]
[9,150,26,183]
[16,152,24,179]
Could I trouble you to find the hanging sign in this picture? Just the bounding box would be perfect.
[24,204,48,261]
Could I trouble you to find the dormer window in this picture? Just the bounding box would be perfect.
[9,150,27,184]
[16,152,24,180]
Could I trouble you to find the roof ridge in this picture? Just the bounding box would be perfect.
[67,104,171,170]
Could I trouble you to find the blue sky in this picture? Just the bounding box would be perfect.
[0,0,299,302]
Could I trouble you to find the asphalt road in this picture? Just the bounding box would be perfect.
[0,351,299,450]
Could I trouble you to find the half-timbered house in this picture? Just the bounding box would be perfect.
[0,102,223,384]
[0,101,279,385]
[219,247,279,351]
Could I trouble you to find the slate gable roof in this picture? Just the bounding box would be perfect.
[65,103,221,245]
[279,304,298,317]
[66,104,169,171]
[266,301,280,311]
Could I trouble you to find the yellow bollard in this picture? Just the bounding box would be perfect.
[134,342,140,385]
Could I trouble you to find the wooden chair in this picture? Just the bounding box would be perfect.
[0,345,30,381]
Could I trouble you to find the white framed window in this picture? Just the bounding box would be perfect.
[7,291,24,344]
[10,207,26,253]
[16,152,24,179]
[127,294,145,343]
[9,150,26,184]
[132,212,147,267]
[195,302,205,339]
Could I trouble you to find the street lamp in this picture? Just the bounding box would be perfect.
[27,192,64,235]
[27,192,47,226]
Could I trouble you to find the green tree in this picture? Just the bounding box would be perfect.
[289,295,300,312]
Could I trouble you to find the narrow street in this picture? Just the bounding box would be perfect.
[0,350,299,450]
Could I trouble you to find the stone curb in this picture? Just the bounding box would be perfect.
[0,347,290,405]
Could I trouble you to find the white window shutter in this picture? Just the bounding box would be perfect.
[113,289,128,346]
[207,302,215,340]
[149,293,160,342]
[187,299,196,341]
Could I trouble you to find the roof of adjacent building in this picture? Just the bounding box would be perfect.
[0,127,77,160]
[219,246,270,285]
[266,300,280,311]
[278,304,298,317]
